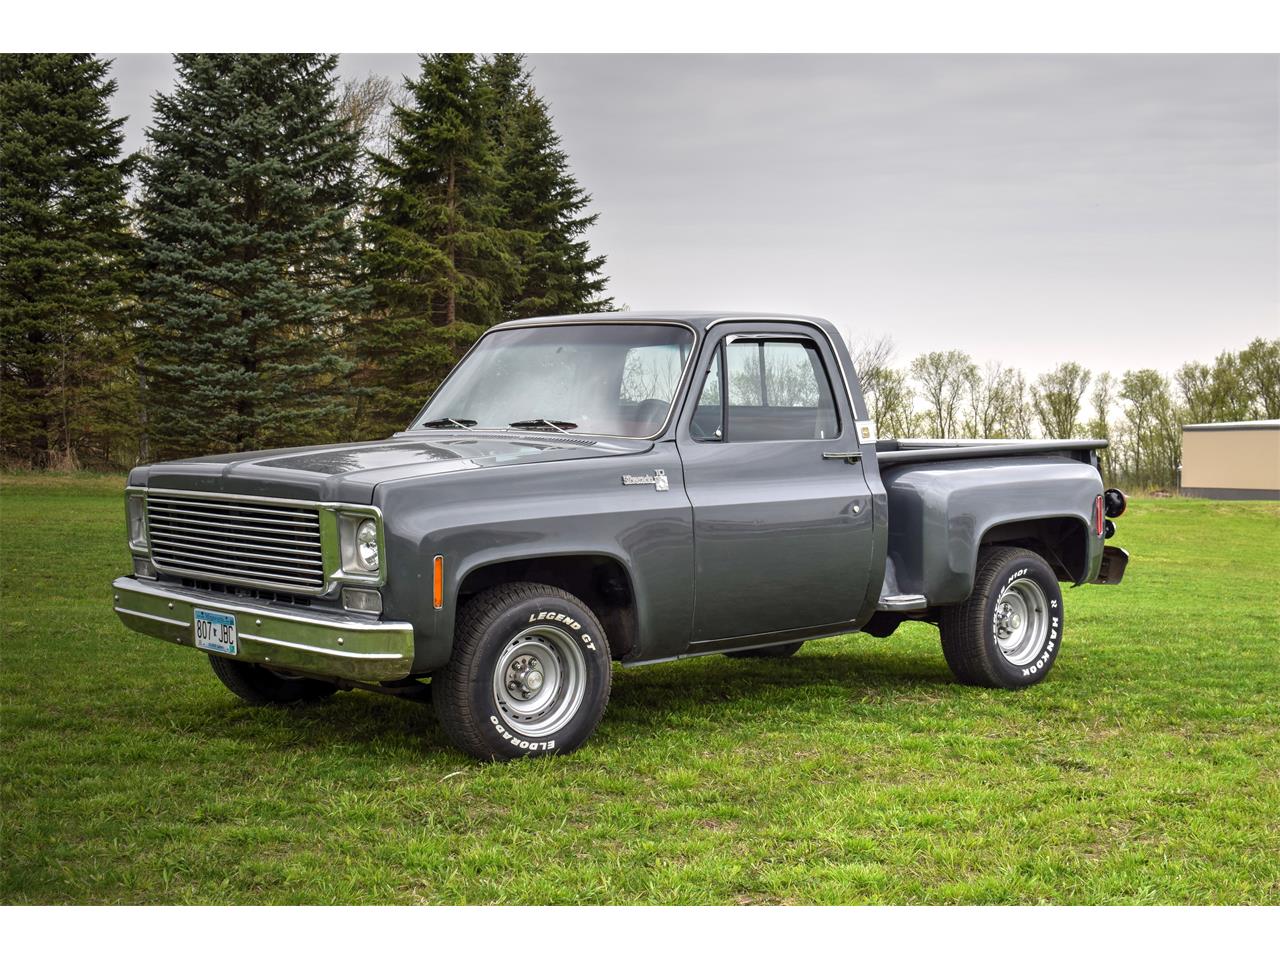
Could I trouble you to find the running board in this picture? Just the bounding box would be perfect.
[877,594,928,612]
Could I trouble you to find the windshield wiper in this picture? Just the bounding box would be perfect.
[508,418,577,433]
[420,417,477,429]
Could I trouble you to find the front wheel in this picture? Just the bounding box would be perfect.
[939,546,1063,688]
[434,583,612,760]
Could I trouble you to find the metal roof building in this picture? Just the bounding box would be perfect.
[1180,420,1280,500]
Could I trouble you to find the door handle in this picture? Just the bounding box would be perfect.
[822,451,863,463]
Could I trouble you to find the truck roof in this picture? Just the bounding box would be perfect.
[491,310,835,334]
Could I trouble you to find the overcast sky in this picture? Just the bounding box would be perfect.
[102,53,1278,376]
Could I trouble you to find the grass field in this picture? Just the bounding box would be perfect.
[1,473,1277,904]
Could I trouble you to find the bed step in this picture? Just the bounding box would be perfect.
[877,594,928,611]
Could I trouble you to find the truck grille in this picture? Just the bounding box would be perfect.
[146,493,325,593]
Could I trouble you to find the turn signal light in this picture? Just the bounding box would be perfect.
[433,555,444,609]
[341,587,382,614]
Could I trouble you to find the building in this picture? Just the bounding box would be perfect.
[1180,420,1280,500]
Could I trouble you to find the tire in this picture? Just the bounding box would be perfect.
[939,546,1064,689]
[434,582,612,761]
[725,641,805,659]
[207,654,337,705]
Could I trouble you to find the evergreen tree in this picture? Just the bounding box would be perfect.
[358,54,522,433]
[483,53,611,319]
[137,54,363,459]
[0,54,136,467]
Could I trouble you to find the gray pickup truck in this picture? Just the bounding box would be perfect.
[113,312,1129,760]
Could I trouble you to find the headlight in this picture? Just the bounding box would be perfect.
[354,518,379,572]
[337,512,381,578]
[126,494,148,553]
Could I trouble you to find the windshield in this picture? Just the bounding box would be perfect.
[415,323,696,438]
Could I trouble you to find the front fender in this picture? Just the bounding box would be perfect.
[374,448,695,673]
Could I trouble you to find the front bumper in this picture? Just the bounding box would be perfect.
[112,576,415,682]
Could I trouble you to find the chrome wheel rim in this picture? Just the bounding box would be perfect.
[492,625,587,738]
[992,577,1049,666]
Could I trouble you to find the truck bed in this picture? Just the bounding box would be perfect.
[875,437,1106,466]
[871,439,1108,612]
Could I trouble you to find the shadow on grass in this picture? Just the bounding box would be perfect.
[174,644,956,760]
[613,645,953,703]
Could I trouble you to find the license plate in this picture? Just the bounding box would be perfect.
[194,608,238,655]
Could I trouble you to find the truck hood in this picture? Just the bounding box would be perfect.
[129,432,652,504]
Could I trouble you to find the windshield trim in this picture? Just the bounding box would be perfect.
[407,319,702,442]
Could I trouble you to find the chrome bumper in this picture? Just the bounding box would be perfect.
[111,576,415,682]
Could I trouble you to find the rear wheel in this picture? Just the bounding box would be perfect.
[939,547,1063,688]
[434,583,612,761]
[725,641,805,659]
[207,655,337,705]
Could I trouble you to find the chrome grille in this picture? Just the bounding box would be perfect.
[146,493,325,593]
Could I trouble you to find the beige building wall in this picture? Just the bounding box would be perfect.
[1180,422,1280,499]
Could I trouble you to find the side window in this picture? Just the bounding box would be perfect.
[691,347,724,441]
[724,338,839,441]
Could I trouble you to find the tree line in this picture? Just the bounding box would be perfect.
[2,52,610,467]
[851,335,1279,490]
[2,53,1276,492]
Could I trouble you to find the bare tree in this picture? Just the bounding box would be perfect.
[338,73,399,191]
[1116,369,1181,489]
[1032,362,1091,439]
[870,367,917,438]
[1176,351,1253,425]
[847,334,894,389]
[962,362,1024,438]
[1087,371,1116,439]
[845,334,915,437]
[1238,337,1280,420]
[1003,371,1035,438]
[911,350,975,439]
[1175,361,1215,425]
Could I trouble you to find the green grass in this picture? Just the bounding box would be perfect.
[2,473,1278,904]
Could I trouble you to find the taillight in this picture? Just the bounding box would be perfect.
[1093,495,1105,537]
[1104,488,1127,518]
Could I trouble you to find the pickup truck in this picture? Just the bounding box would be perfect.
[113,311,1130,760]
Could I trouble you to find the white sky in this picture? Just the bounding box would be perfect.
[102,53,1279,378]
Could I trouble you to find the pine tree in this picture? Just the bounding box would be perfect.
[483,54,611,319]
[0,54,137,468]
[357,54,522,434]
[137,54,363,459]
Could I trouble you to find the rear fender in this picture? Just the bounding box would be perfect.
[882,455,1103,606]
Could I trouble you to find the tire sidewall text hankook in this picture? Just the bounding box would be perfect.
[983,552,1062,687]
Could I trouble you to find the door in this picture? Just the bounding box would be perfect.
[677,324,875,645]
